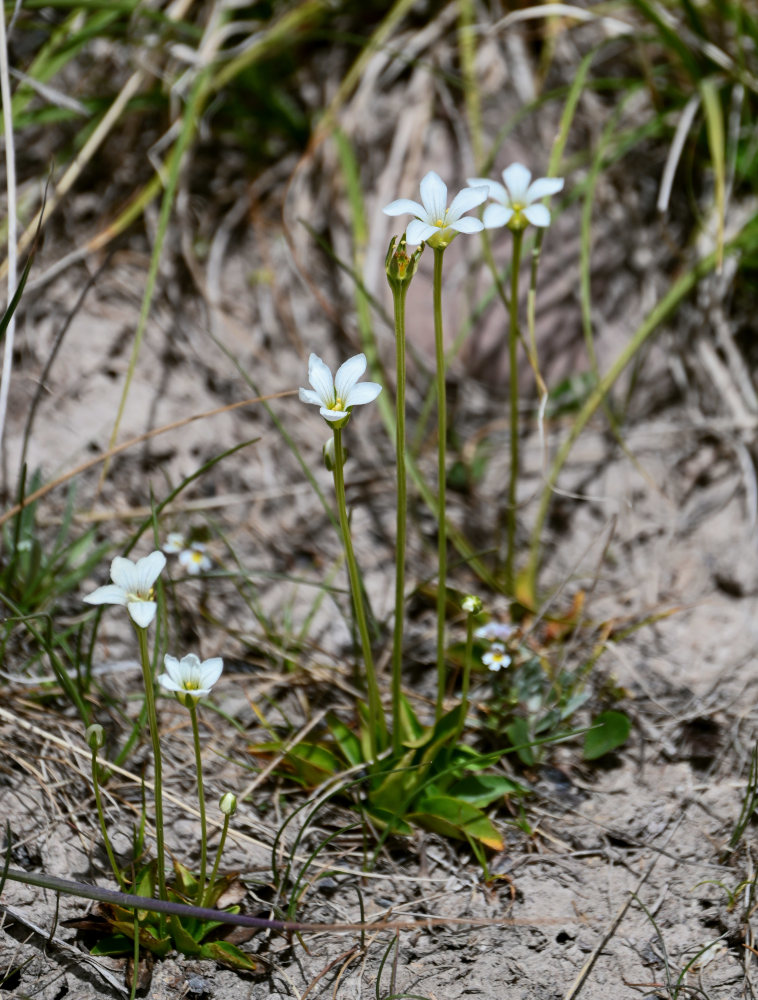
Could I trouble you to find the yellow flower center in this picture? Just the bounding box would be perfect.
[434,218,445,228]
[329,397,346,411]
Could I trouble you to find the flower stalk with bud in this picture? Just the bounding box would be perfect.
[386,233,423,753]
[384,171,486,720]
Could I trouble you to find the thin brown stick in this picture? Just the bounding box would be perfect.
[0,389,296,528]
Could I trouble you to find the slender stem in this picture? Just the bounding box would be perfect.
[204,812,230,907]
[90,750,127,891]
[432,245,447,720]
[331,426,386,759]
[135,626,168,931]
[455,612,475,744]
[505,230,523,595]
[390,283,408,754]
[187,702,207,904]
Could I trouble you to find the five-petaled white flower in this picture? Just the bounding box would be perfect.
[179,542,212,575]
[158,653,223,706]
[467,163,564,231]
[299,353,381,426]
[383,170,487,248]
[163,532,185,554]
[475,622,516,643]
[482,643,512,673]
[83,551,166,629]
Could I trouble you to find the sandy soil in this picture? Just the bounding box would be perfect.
[1,6,758,999]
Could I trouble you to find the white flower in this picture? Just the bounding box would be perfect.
[163,531,185,554]
[467,163,564,231]
[383,170,487,248]
[83,551,166,629]
[299,352,381,425]
[178,542,212,575]
[475,622,516,643]
[482,643,512,673]
[158,653,223,706]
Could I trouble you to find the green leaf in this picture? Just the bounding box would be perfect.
[90,933,134,957]
[409,795,503,850]
[171,859,199,900]
[397,693,427,747]
[281,742,342,786]
[583,711,631,760]
[327,713,363,766]
[168,914,202,955]
[200,939,259,971]
[506,718,536,766]
[446,773,523,808]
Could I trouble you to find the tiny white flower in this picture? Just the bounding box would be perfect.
[158,653,223,706]
[178,542,212,575]
[163,532,185,554]
[383,170,487,248]
[467,163,564,231]
[83,551,166,629]
[475,622,516,643]
[299,352,381,426]
[482,643,512,673]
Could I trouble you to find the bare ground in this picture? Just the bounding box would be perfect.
[2,6,758,999]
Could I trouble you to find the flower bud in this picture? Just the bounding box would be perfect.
[219,792,237,817]
[85,724,105,751]
[322,436,348,471]
[462,594,483,615]
[385,234,423,293]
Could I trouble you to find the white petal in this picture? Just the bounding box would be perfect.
[449,217,484,235]
[502,163,532,202]
[157,672,182,693]
[483,204,513,228]
[299,388,322,406]
[467,178,509,205]
[110,556,139,592]
[346,381,382,406]
[128,600,157,628]
[320,407,348,422]
[136,551,166,592]
[307,353,334,406]
[334,354,367,400]
[163,654,184,685]
[382,198,426,218]
[524,203,551,227]
[199,657,223,689]
[526,176,564,202]
[447,185,487,222]
[83,584,128,607]
[419,171,447,221]
[406,219,437,244]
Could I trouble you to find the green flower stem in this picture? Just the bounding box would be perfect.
[505,229,523,595]
[432,245,447,720]
[331,426,386,759]
[135,625,168,931]
[455,611,475,744]
[187,702,208,904]
[203,812,230,908]
[90,748,127,892]
[390,281,409,754]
